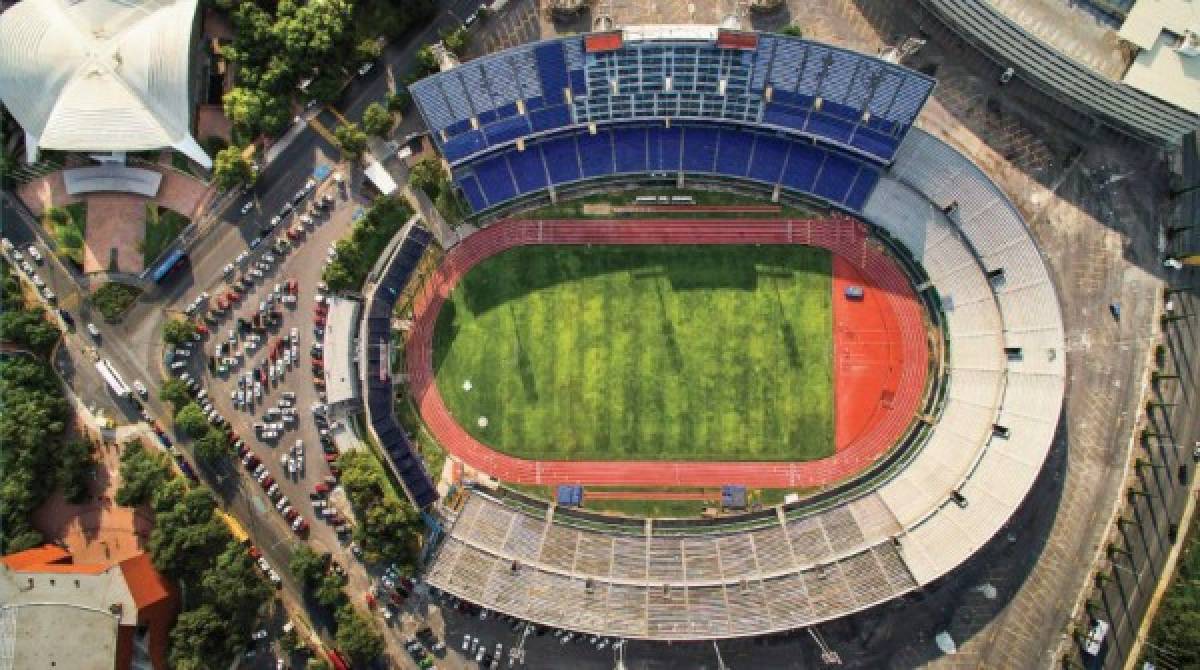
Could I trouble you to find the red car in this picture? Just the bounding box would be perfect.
[261,475,275,489]
[216,296,229,311]
[287,278,298,295]
[152,420,165,436]
[314,316,326,327]
[194,321,209,336]
[324,453,338,463]
[293,520,310,537]
[314,483,330,495]
[285,508,298,521]
[248,545,262,559]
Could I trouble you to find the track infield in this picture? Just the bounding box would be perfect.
[407,218,929,488]
[431,244,834,462]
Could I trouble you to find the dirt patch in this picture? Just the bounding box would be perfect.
[32,437,154,566]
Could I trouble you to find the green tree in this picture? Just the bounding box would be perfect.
[115,442,170,507]
[57,440,94,504]
[223,87,267,136]
[0,308,60,354]
[159,377,191,409]
[415,45,438,74]
[200,542,272,632]
[289,545,327,587]
[334,122,368,158]
[408,156,445,197]
[306,73,344,104]
[315,571,347,608]
[175,402,210,439]
[7,529,44,553]
[354,37,383,63]
[355,497,421,566]
[276,0,353,71]
[307,659,332,670]
[212,146,256,191]
[386,90,411,113]
[362,102,393,137]
[194,427,231,463]
[442,26,468,56]
[779,24,803,37]
[149,487,231,581]
[169,605,234,670]
[334,604,384,666]
[163,318,197,346]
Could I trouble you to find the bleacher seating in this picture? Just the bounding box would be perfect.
[452,122,881,215]
[428,492,918,639]
[411,32,935,167]
[363,226,438,508]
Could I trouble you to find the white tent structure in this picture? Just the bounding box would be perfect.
[0,0,211,167]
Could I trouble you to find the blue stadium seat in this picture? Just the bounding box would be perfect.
[657,126,682,171]
[542,135,582,184]
[682,126,718,172]
[475,155,519,204]
[747,134,789,184]
[530,105,572,132]
[763,104,808,133]
[847,127,897,161]
[613,127,648,173]
[455,174,485,210]
[534,43,569,105]
[577,130,614,178]
[779,142,822,193]
[804,112,855,145]
[715,129,753,177]
[844,167,879,211]
[443,130,487,163]
[485,114,532,145]
[813,153,857,203]
[507,147,548,194]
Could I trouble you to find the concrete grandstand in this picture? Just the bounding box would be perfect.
[397,25,1066,642]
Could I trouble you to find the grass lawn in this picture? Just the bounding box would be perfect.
[42,202,86,267]
[433,244,833,462]
[141,205,190,267]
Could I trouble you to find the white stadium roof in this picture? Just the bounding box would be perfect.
[0,0,211,167]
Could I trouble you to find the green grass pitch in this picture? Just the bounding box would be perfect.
[431,245,834,462]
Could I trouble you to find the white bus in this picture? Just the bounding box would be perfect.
[94,359,132,399]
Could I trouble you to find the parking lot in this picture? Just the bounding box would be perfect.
[166,174,374,566]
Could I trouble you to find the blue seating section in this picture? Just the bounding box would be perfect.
[411,33,935,167]
[453,123,880,215]
[364,228,438,509]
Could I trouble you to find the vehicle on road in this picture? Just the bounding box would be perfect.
[26,245,42,263]
[87,323,101,339]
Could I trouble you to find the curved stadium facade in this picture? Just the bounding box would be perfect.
[391,26,1067,640]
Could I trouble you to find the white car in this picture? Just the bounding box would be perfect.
[0,238,12,252]
[87,323,101,338]
[282,350,292,366]
[357,62,374,76]
[26,246,42,263]
[289,327,298,344]
[40,287,56,302]
[11,248,22,261]
[133,380,148,397]
[241,200,254,215]
[235,251,249,265]
[30,274,44,288]
[223,263,235,276]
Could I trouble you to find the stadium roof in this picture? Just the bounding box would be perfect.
[0,0,211,167]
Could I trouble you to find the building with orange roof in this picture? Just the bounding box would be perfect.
[0,545,178,670]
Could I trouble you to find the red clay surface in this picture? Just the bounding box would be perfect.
[407,218,929,488]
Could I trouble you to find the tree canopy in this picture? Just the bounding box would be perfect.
[115,442,172,507]
[194,427,231,463]
[175,402,211,439]
[362,102,393,137]
[0,354,71,553]
[334,122,368,158]
[162,318,197,346]
[289,545,327,586]
[148,486,230,581]
[159,377,191,409]
[212,146,256,191]
[335,604,384,666]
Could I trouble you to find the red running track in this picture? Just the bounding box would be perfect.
[406,218,929,488]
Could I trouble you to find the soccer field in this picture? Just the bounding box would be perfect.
[431,245,834,462]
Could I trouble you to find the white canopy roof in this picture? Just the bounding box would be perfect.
[0,0,211,167]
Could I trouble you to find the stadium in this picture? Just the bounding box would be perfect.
[371,25,1066,642]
